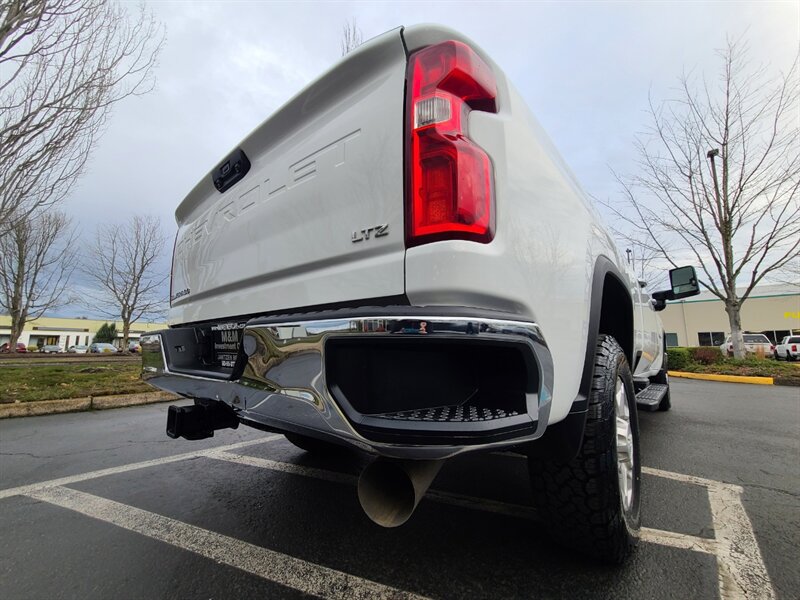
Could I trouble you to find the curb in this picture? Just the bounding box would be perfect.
[0,391,179,419]
[668,371,773,385]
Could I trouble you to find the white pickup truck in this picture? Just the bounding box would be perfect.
[141,24,699,564]
[775,335,800,360]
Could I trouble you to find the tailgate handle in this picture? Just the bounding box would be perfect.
[212,148,251,193]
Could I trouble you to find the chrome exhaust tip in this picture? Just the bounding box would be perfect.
[357,458,444,528]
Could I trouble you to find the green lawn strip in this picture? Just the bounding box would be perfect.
[681,361,799,377]
[669,356,800,384]
[0,362,150,402]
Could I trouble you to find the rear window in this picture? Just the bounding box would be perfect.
[789,337,800,344]
[743,335,769,343]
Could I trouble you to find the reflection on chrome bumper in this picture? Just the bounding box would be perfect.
[142,312,553,460]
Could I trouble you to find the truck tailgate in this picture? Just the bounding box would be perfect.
[170,28,407,325]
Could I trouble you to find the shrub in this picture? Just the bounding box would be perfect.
[666,347,691,371]
[94,322,118,344]
[26,345,38,353]
[688,346,723,365]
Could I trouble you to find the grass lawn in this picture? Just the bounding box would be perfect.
[0,362,150,403]
[668,351,800,385]
[678,359,798,376]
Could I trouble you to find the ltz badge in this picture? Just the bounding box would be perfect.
[351,224,389,243]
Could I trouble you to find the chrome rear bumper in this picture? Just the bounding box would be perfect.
[142,310,553,460]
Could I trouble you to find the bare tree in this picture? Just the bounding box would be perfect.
[83,215,168,347]
[620,237,670,292]
[0,0,164,233]
[604,39,799,357]
[0,210,78,349]
[340,17,362,56]
[770,258,800,287]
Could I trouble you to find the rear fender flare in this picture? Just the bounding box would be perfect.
[527,255,632,462]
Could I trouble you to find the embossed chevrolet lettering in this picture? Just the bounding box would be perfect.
[176,129,361,254]
[170,288,190,302]
[351,224,389,242]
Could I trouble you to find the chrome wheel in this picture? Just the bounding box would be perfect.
[615,377,634,512]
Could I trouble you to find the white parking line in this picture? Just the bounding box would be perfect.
[28,486,426,600]
[211,452,721,547]
[213,450,775,600]
[0,436,775,600]
[642,466,743,493]
[214,451,721,547]
[707,483,775,600]
[218,451,729,535]
[643,466,774,600]
[0,435,281,500]
[640,527,717,555]
[210,451,356,485]
[210,451,543,522]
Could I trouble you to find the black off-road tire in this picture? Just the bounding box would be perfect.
[528,334,642,564]
[284,432,347,455]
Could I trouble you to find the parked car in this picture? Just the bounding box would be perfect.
[0,342,27,353]
[39,344,62,354]
[67,345,89,354]
[775,335,800,361]
[89,343,118,353]
[719,333,774,357]
[128,341,141,353]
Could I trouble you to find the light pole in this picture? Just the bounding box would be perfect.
[707,147,741,358]
[706,148,722,208]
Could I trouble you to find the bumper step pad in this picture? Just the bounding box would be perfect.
[375,404,519,423]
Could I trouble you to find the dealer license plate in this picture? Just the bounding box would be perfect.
[210,321,246,369]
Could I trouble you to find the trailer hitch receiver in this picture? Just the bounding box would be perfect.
[166,400,239,440]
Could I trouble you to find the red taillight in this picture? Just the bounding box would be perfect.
[406,41,497,247]
[792,345,797,352]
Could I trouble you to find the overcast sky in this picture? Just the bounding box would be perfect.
[60,0,798,317]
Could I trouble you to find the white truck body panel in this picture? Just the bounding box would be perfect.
[170,29,408,325]
[632,285,662,377]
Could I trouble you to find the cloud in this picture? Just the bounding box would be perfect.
[52,0,798,318]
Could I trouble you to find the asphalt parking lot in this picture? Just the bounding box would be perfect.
[0,379,797,599]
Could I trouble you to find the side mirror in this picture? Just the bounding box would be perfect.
[669,265,700,299]
[651,266,701,311]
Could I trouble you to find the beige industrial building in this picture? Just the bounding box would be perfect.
[0,315,166,351]
[3,284,797,352]
[661,283,800,347]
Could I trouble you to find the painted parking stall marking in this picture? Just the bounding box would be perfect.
[643,466,775,600]
[0,436,281,500]
[0,435,775,600]
[29,485,426,600]
[211,451,775,600]
[209,450,544,521]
